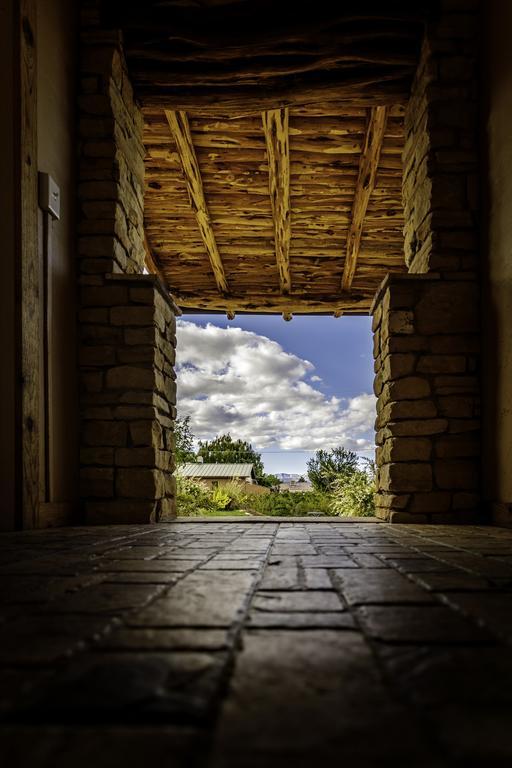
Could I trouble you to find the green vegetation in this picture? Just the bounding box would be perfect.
[176,448,376,518]
[306,446,359,491]
[174,417,196,463]
[329,459,376,517]
[198,434,266,478]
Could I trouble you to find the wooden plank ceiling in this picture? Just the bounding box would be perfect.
[106,1,426,315]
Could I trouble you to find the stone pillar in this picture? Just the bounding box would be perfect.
[376,0,482,523]
[80,275,178,523]
[403,0,479,277]
[77,3,177,522]
[372,274,480,523]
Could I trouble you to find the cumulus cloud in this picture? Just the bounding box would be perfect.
[175,320,376,452]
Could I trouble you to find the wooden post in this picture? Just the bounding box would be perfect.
[17,0,40,528]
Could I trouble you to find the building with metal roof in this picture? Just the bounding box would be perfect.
[176,463,256,483]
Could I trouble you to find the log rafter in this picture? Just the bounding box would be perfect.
[262,108,291,294]
[341,105,388,291]
[164,109,229,295]
[172,291,371,315]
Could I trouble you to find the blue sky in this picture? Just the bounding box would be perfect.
[175,314,375,475]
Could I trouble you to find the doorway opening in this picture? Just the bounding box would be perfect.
[174,313,377,520]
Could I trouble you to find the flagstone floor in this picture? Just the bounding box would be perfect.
[2,520,512,767]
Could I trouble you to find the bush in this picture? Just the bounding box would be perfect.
[307,447,359,491]
[243,490,333,517]
[220,480,249,509]
[329,461,376,517]
[176,476,214,516]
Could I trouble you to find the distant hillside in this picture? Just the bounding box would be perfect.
[276,472,309,483]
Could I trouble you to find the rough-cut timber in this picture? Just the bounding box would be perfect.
[342,106,388,291]
[144,104,407,314]
[164,110,229,295]
[102,1,427,113]
[262,109,291,294]
[19,0,39,528]
[171,291,370,315]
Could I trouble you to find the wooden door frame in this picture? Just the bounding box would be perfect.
[14,0,40,529]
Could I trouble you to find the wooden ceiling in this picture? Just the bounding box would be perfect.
[104,1,428,315]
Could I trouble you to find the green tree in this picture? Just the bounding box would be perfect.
[307,446,359,492]
[197,433,265,479]
[174,416,196,464]
[259,473,281,489]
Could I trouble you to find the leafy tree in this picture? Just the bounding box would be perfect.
[259,473,281,489]
[174,416,196,464]
[197,433,265,479]
[298,476,306,483]
[307,446,359,492]
[329,460,376,517]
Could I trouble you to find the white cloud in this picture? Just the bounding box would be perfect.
[175,320,376,452]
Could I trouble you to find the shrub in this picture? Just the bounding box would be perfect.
[307,447,359,491]
[220,480,248,509]
[176,475,214,516]
[211,486,231,510]
[243,490,333,517]
[329,461,376,517]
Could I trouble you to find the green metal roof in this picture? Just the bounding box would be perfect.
[176,463,255,479]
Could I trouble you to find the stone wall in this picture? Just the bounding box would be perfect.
[374,0,483,523]
[403,0,479,276]
[78,2,177,522]
[79,0,146,276]
[372,274,480,523]
[80,275,178,523]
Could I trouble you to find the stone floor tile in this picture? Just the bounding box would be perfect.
[303,567,333,589]
[0,615,111,665]
[208,629,442,768]
[377,645,512,706]
[300,555,358,568]
[41,583,166,616]
[439,592,512,642]
[356,605,494,644]
[333,568,435,605]
[101,572,178,584]
[259,566,300,590]
[271,543,316,555]
[410,572,491,592]
[252,590,344,613]
[3,521,512,767]
[383,557,458,573]
[0,725,206,768]
[200,559,263,570]
[129,570,257,627]
[97,627,230,652]
[247,612,356,629]
[17,651,228,724]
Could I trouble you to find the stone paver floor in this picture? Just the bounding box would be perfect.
[2,520,512,767]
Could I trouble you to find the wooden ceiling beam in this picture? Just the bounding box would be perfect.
[164,109,229,295]
[262,108,291,294]
[342,105,388,291]
[171,291,371,315]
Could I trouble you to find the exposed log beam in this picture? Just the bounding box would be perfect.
[143,232,166,285]
[342,106,388,291]
[262,108,291,294]
[164,109,229,295]
[140,76,409,113]
[172,291,371,315]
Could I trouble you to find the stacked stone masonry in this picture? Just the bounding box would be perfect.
[372,274,480,524]
[79,0,146,277]
[77,2,180,522]
[403,0,479,276]
[80,275,178,524]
